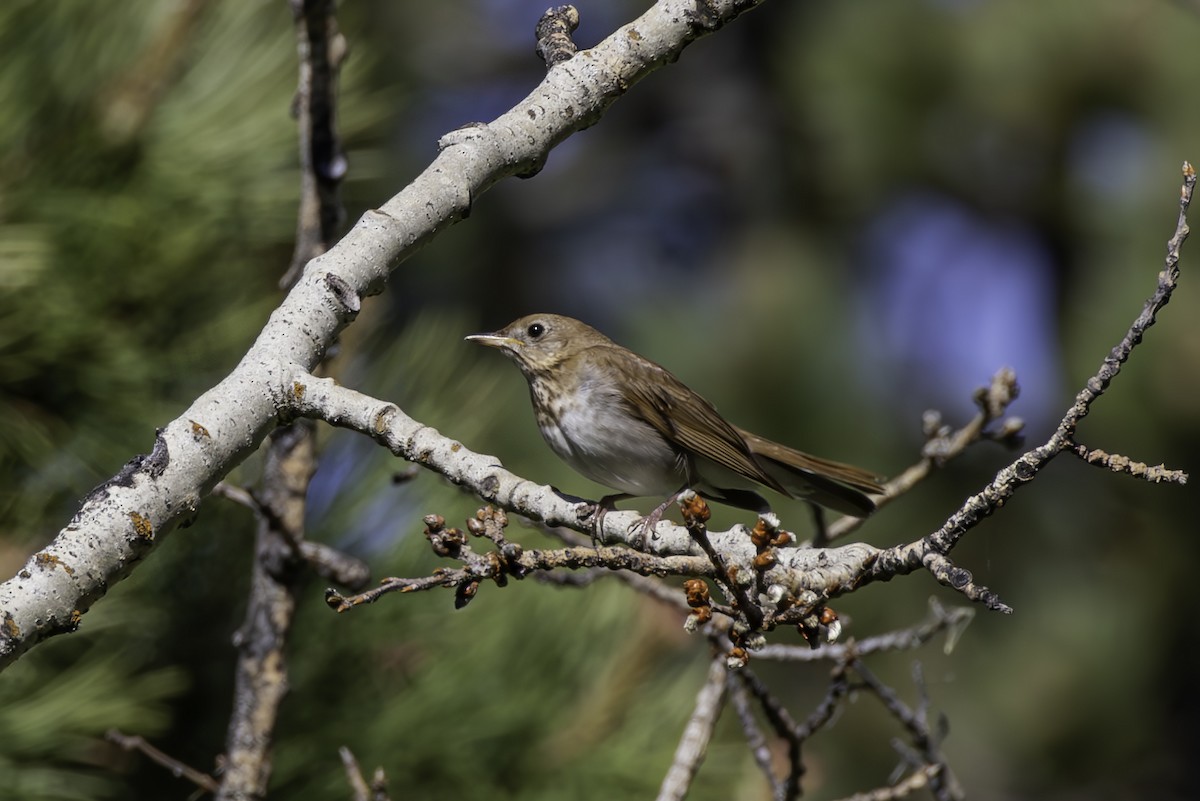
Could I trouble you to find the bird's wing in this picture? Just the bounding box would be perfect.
[608,348,788,494]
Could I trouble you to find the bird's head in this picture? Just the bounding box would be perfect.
[466,313,609,377]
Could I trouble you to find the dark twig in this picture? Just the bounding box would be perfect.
[729,679,781,800]
[281,0,348,288]
[746,670,807,799]
[326,542,712,612]
[656,656,730,801]
[217,4,347,798]
[299,540,371,590]
[218,425,311,801]
[535,5,581,68]
[736,662,851,801]
[213,482,370,589]
[755,598,973,663]
[859,163,1194,609]
[851,661,962,801]
[106,729,220,794]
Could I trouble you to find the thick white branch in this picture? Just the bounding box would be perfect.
[0,0,769,670]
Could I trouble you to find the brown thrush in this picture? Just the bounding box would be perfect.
[466,313,884,532]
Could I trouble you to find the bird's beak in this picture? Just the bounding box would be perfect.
[465,333,522,351]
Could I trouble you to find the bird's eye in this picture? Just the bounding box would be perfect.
[527,322,545,339]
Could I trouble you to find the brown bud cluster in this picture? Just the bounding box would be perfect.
[683,578,713,624]
[467,505,510,543]
[679,493,711,527]
[423,514,466,557]
[797,605,840,648]
[750,518,773,549]
[752,551,776,570]
[477,505,509,528]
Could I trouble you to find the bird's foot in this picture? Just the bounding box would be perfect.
[628,493,682,547]
[578,493,631,548]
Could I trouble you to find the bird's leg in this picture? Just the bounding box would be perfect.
[808,503,829,547]
[629,487,692,547]
[578,493,633,547]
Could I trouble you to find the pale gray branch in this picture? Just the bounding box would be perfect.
[656,656,730,801]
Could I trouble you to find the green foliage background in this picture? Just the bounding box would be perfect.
[1,0,1198,799]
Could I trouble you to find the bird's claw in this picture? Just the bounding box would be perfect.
[576,501,608,548]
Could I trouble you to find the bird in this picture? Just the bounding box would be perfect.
[466,313,884,534]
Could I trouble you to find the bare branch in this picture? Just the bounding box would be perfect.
[755,599,974,663]
[326,541,711,612]
[341,746,372,801]
[852,661,962,801]
[736,663,851,800]
[211,481,370,589]
[217,2,347,796]
[656,656,729,801]
[828,765,943,801]
[299,540,371,589]
[106,729,220,795]
[211,481,259,511]
[339,746,390,801]
[729,680,781,800]
[281,0,348,288]
[290,378,881,611]
[1070,443,1188,484]
[217,426,310,801]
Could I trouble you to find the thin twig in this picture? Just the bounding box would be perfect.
[299,540,371,590]
[211,482,370,589]
[737,667,807,801]
[211,481,258,511]
[729,679,781,800]
[829,765,942,801]
[106,729,220,794]
[655,656,730,801]
[755,599,974,663]
[326,544,712,612]
[340,746,371,801]
[851,660,962,801]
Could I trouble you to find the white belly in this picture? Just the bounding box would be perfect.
[533,377,683,497]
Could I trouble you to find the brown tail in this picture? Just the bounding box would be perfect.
[737,428,885,518]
